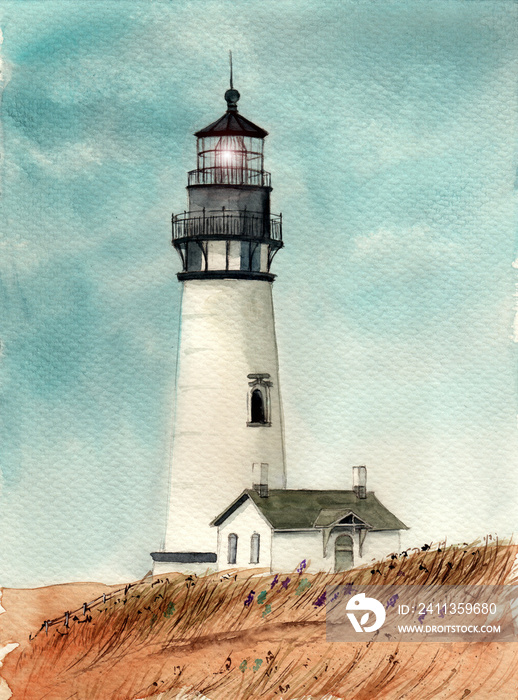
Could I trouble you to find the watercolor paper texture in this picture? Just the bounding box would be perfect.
[0,0,517,592]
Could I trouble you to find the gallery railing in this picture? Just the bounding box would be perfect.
[172,209,282,243]
[188,167,271,187]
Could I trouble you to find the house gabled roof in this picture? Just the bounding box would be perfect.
[194,111,268,139]
[211,489,408,531]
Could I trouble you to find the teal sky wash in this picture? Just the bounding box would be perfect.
[0,0,517,586]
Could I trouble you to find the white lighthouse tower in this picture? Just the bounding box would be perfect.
[152,81,286,575]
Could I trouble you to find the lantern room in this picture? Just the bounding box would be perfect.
[189,88,269,187]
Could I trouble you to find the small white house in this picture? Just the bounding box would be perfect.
[211,467,408,574]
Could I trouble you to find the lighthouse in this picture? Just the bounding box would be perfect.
[151,81,287,575]
[151,74,408,576]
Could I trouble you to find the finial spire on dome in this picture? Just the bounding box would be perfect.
[195,54,267,138]
[225,50,240,112]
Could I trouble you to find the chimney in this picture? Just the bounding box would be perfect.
[352,465,367,499]
[252,462,269,498]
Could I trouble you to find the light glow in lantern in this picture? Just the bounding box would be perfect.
[220,150,234,164]
[215,135,247,171]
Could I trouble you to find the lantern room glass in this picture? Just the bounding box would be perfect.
[196,135,265,186]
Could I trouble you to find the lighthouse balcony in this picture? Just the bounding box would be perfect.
[172,209,282,245]
[188,167,271,188]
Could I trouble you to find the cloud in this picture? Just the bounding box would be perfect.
[351,224,463,277]
[28,140,103,173]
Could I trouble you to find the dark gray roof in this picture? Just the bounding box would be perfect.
[195,111,268,139]
[211,489,408,531]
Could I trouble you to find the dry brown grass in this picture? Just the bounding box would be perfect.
[4,537,518,700]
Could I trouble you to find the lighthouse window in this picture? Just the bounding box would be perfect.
[251,389,265,423]
[240,241,251,270]
[228,533,238,565]
[240,241,261,272]
[186,241,203,271]
[250,244,261,272]
[250,533,260,564]
[247,374,272,427]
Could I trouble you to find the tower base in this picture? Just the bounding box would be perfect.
[151,551,218,577]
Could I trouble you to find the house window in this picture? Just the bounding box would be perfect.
[228,533,238,565]
[247,373,272,426]
[250,533,260,564]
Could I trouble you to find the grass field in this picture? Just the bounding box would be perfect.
[2,537,517,700]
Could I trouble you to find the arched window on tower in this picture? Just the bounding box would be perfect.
[228,533,238,565]
[251,389,265,423]
[247,373,272,427]
[250,533,260,564]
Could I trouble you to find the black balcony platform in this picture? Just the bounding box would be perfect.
[177,271,275,282]
[151,551,217,564]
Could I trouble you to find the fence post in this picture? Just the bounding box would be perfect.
[103,593,106,604]
[65,611,69,628]
[83,602,87,615]
[44,620,48,636]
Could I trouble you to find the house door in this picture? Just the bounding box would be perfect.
[334,534,354,573]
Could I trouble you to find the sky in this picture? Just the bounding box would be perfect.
[0,0,517,587]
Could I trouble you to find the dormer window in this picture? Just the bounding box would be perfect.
[247,374,272,426]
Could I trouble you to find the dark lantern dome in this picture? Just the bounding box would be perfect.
[194,90,268,139]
